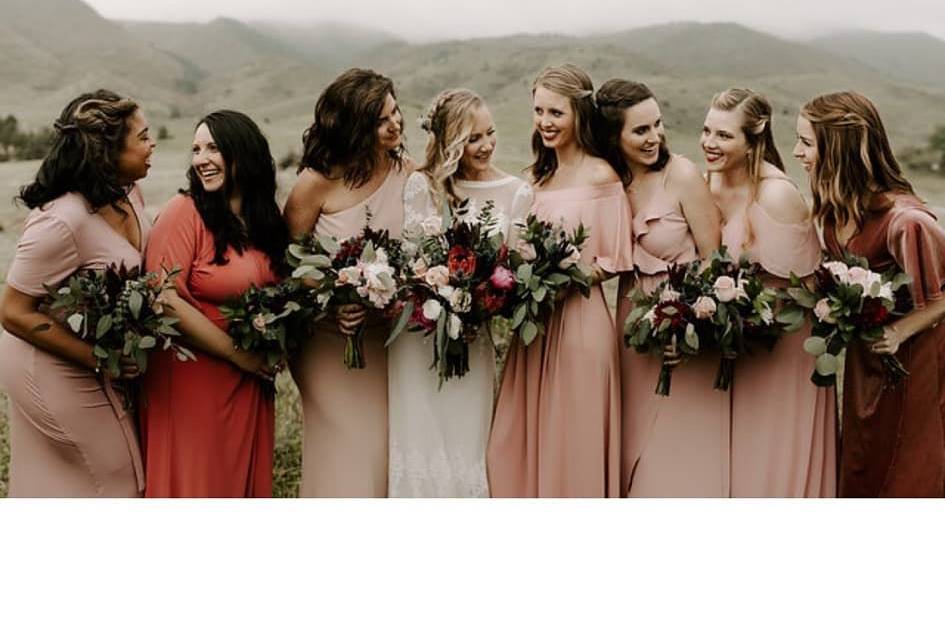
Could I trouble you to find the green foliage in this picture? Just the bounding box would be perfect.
[0,114,55,162]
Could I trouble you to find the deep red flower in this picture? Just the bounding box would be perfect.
[447,245,477,277]
[473,281,508,315]
[335,236,365,267]
[858,297,891,328]
[653,300,692,331]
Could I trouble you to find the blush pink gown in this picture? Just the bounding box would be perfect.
[618,165,730,498]
[722,186,837,498]
[487,181,634,498]
[0,188,150,497]
[290,165,409,498]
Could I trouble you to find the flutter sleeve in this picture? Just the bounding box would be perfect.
[402,171,438,234]
[145,194,202,307]
[591,183,635,274]
[887,203,945,309]
[6,210,81,297]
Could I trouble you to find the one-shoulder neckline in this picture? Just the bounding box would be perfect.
[455,175,520,189]
[324,166,397,218]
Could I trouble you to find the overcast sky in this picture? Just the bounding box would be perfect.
[83,0,945,42]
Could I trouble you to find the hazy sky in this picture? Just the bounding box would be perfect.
[83,0,945,41]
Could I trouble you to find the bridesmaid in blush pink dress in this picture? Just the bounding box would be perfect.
[0,91,155,497]
[705,89,836,498]
[595,79,724,497]
[285,69,414,497]
[798,92,945,497]
[487,65,633,498]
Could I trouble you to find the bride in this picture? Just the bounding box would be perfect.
[388,89,533,497]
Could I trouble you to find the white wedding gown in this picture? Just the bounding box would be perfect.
[387,171,533,497]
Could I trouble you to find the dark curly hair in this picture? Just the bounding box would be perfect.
[185,110,289,276]
[595,79,671,187]
[18,89,139,211]
[298,68,405,188]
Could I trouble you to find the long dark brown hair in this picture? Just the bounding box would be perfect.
[529,64,601,187]
[595,79,671,187]
[298,68,405,189]
[18,89,139,211]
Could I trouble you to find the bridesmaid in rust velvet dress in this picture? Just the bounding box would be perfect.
[796,91,945,497]
[595,79,723,497]
[486,65,633,498]
[285,69,413,497]
[141,110,288,498]
[704,88,836,498]
[0,90,154,497]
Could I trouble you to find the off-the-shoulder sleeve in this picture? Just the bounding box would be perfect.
[402,171,438,233]
[749,204,821,278]
[6,211,82,297]
[887,206,945,309]
[145,195,202,306]
[593,187,635,274]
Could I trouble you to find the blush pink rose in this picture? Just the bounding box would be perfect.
[693,295,717,319]
[490,266,516,290]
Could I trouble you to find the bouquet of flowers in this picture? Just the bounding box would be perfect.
[623,261,706,396]
[692,249,786,390]
[505,214,592,346]
[39,263,193,378]
[286,212,405,369]
[219,279,318,370]
[778,256,912,387]
[387,200,514,385]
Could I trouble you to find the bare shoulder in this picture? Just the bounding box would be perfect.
[401,155,419,174]
[757,177,809,224]
[585,157,620,186]
[285,168,332,235]
[664,155,706,188]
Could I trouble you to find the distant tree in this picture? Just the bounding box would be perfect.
[278,149,300,171]
[930,124,945,173]
[158,126,171,140]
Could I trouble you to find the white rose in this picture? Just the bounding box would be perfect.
[878,283,894,301]
[411,257,429,278]
[713,275,738,302]
[447,313,462,340]
[813,298,835,324]
[846,265,872,290]
[693,295,717,319]
[822,261,850,283]
[448,288,472,313]
[424,265,450,288]
[422,299,442,322]
[558,245,581,270]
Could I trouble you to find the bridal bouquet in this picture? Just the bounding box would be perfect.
[286,213,405,369]
[39,263,194,378]
[692,248,786,390]
[387,200,513,385]
[778,256,912,387]
[505,214,592,346]
[623,261,706,396]
[220,279,317,370]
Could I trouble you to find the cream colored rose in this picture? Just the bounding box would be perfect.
[422,299,442,321]
[813,298,835,323]
[693,295,717,319]
[517,242,537,262]
[713,275,738,302]
[558,245,581,269]
[424,265,450,288]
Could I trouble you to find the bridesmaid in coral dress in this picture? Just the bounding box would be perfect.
[595,79,724,497]
[285,69,414,497]
[704,88,836,497]
[0,90,154,497]
[486,65,633,498]
[797,92,945,497]
[141,111,288,498]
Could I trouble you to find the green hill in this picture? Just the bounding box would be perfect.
[811,30,945,91]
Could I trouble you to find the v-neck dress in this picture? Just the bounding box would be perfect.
[0,187,150,497]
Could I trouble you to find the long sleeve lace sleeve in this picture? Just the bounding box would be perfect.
[402,171,438,235]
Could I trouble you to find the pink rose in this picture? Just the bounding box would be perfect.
[516,242,537,262]
[411,258,429,278]
[693,295,717,319]
[337,265,362,286]
[490,266,516,291]
[252,314,268,332]
[424,265,450,288]
[713,275,738,302]
[813,298,835,324]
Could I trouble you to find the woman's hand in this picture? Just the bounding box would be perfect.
[870,324,905,355]
[335,304,366,336]
[228,348,277,381]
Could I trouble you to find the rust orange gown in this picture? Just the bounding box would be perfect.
[140,194,278,498]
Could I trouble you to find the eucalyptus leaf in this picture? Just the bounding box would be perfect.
[67,313,84,334]
[803,336,827,356]
[814,352,838,376]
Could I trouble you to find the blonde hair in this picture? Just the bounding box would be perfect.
[529,64,600,186]
[801,91,915,228]
[709,88,784,201]
[418,88,484,208]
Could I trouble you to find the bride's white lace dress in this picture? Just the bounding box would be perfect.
[387,171,533,497]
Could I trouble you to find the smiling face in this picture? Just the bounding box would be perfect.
[376,92,403,153]
[700,107,749,173]
[191,122,227,193]
[116,108,155,184]
[533,86,575,150]
[619,97,664,168]
[458,105,497,178]
[793,114,818,173]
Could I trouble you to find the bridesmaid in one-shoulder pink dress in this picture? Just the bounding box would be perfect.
[595,79,724,497]
[706,89,836,497]
[487,65,633,498]
[285,68,412,497]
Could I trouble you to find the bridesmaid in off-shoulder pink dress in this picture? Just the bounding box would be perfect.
[595,79,724,497]
[487,65,633,498]
[705,88,836,498]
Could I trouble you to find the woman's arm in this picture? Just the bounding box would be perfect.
[872,297,945,355]
[670,157,722,258]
